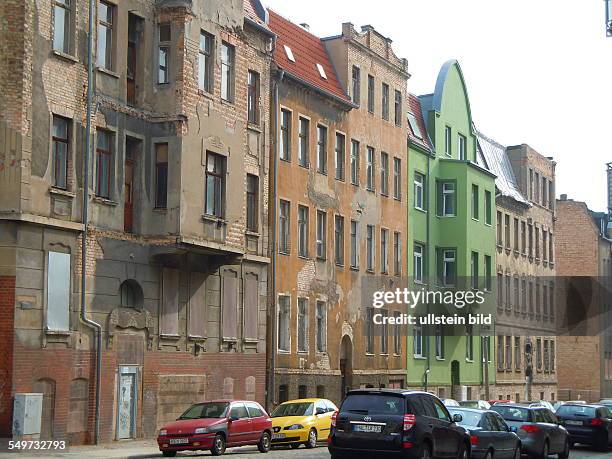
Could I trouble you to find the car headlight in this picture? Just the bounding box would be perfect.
[194,427,208,434]
[159,429,167,436]
[285,424,304,430]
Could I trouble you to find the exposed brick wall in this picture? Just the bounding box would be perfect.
[0,276,15,436]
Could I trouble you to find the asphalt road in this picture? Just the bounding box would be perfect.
[0,441,609,458]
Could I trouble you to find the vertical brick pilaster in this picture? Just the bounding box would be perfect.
[0,276,16,436]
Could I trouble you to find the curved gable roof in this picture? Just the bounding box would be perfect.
[431,59,474,130]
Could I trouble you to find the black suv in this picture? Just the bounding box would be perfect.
[328,389,471,458]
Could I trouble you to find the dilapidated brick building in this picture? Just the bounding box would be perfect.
[0,0,272,443]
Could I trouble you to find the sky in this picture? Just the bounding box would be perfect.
[263,0,612,212]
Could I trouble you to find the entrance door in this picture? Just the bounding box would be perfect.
[340,335,353,397]
[117,367,137,439]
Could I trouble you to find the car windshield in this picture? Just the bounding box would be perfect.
[556,405,597,417]
[491,406,530,422]
[179,402,229,420]
[341,394,405,415]
[458,401,479,408]
[449,408,482,427]
[271,402,314,417]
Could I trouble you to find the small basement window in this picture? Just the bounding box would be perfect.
[283,45,295,62]
[316,63,327,79]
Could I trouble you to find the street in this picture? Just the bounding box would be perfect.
[0,441,609,459]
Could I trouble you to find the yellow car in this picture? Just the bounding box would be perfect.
[270,398,338,449]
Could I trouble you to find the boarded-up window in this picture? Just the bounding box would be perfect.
[188,271,206,338]
[47,251,70,331]
[223,377,234,399]
[33,378,56,440]
[243,274,258,341]
[161,268,179,336]
[68,378,88,434]
[221,271,238,340]
[245,376,256,400]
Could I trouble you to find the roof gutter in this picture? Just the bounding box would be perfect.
[245,17,276,38]
[281,70,357,111]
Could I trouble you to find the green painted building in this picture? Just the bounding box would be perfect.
[406,60,496,399]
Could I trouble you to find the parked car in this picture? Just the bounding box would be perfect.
[490,403,569,459]
[447,407,521,459]
[523,401,555,412]
[458,400,491,410]
[328,389,471,459]
[270,398,337,449]
[442,398,460,407]
[489,400,514,406]
[553,401,586,412]
[598,399,612,409]
[157,400,272,457]
[555,403,612,451]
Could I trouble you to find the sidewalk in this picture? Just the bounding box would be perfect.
[0,440,161,459]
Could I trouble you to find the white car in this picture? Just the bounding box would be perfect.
[442,398,460,407]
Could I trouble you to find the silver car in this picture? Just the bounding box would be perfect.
[491,404,569,459]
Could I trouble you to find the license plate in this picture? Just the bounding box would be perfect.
[169,438,189,445]
[272,433,286,440]
[353,424,382,433]
[565,420,583,425]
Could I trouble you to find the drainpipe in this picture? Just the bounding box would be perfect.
[424,151,431,392]
[80,0,103,444]
[267,68,284,410]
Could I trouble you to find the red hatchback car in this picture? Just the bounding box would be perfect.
[157,400,272,456]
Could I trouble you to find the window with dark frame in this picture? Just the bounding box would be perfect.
[52,115,69,190]
[158,23,171,84]
[277,296,290,352]
[380,152,389,196]
[220,42,235,102]
[205,152,225,217]
[154,143,168,209]
[317,125,327,173]
[381,308,388,354]
[247,70,260,124]
[352,66,360,104]
[350,220,358,269]
[350,139,359,185]
[367,75,375,113]
[380,228,388,274]
[199,31,214,92]
[381,83,390,120]
[366,146,375,190]
[393,231,401,276]
[393,311,401,355]
[366,308,374,354]
[366,224,375,272]
[298,117,309,167]
[95,129,112,199]
[335,132,345,180]
[458,134,467,160]
[485,190,492,224]
[53,0,71,54]
[280,109,291,161]
[334,215,344,266]
[414,243,424,283]
[316,210,327,259]
[298,205,309,258]
[246,174,258,232]
[316,301,327,352]
[97,1,114,70]
[279,200,290,254]
[393,157,401,200]
[394,90,402,126]
[297,298,308,353]
[471,184,479,220]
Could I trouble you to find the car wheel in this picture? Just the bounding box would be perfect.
[540,440,549,459]
[457,443,468,459]
[558,438,569,459]
[513,446,521,459]
[484,450,493,459]
[305,428,317,449]
[420,442,432,459]
[290,443,300,449]
[162,452,177,458]
[210,433,226,456]
[258,431,271,453]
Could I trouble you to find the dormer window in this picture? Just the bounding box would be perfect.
[407,112,423,139]
[316,63,327,80]
[284,45,295,62]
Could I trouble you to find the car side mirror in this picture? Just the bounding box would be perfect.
[452,413,463,423]
[316,407,325,415]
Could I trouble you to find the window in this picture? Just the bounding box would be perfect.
[438,181,456,216]
[394,90,402,126]
[317,125,327,173]
[435,325,444,359]
[350,140,360,185]
[155,143,168,209]
[414,325,423,357]
[543,230,548,261]
[484,255,492,291]
[381,308,389,354]
[95,130,112,199]
[316,210,327,259]
[205,152,225,217]
[544,340,550,372]
[471,251,478,290]
[366,147,375,190]
[535,227,540,259]
[505,336,512,370]
[536,338,542,371]
[297,298,308,352]
[335,133,345,180]
[472,184,479,220]
[521,221,527,253]
[548,181,554,210]
[514,277,520,311]
[414,172,425,210]
[220,42,235,101]
[550,340,555,371]
[534,172,540,203]
[279,200,290,254]
[297,205,309,257]
[549,234,554,263]
[161,267,179,335]
[198,31,214,92]
[485,190,492,225]
[542,177,548,207]
[280,109,291,161]
[53,0,71,54]
[97,1,114,70]
[394,312,401,355]
[407,113,423,139]
[393,158,401,200]
[380,152,389,195]
[549,281,555,321]
[298,117,309,167]
[381,83,390,120]
[393,231,401,276]
[366,225,375,271]
[380,228,389,274]
[505,214,511,249]
[316,301,327,352]
[466,325,474,361]
[514,218,520,251]
[458,134,467,160]
[414,243,424,283]
[158,23,171,84]
[335,215,345,266]
[278,296,290,352]
[521,278,527,314]
[497,336,504,369]
[350,220,359,269]
[366,308,375,353]
[497,273,504,309]
[367,75,375,113]
[351,66,360,104]
[247,71,260,124]
[438,249,456,287]
[46,251,71,331]
[444,126,452,156]
[283,45,295,62]
[279,385,288,403]
[496,211,503,245]
[514,337,521,370]
[52,116,69,190]
[529,169,534,200]
[246,174,259,232]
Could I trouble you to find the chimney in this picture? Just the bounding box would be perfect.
[299,23,310,31]
[560,194,568,201]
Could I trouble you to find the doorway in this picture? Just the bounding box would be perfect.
[340,335,353,398]
[116,366,138,440]
[451,360,460,400]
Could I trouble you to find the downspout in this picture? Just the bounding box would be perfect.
[425,151,431,391]
[267,67,284,410]
[81,0,103,444]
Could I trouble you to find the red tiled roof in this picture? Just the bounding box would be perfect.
[244,0,270,30]
[408,93,432,151]
[268,10,350,103]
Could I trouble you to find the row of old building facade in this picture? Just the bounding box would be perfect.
[0,0,610,444]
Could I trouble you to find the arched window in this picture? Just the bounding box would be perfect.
[119,280,142,309]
